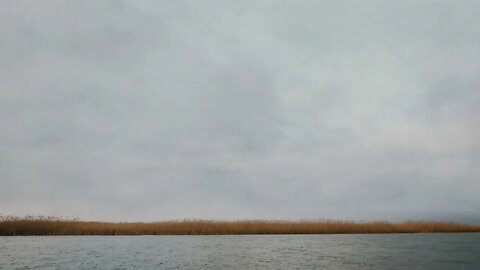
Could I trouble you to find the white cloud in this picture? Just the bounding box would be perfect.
[1,0,479,222]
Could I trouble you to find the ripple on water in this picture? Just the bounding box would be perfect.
[0,234,479,269]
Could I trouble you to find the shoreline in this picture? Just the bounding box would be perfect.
[1,219,480,236]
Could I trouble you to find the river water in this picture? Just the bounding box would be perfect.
[1,233,479,269]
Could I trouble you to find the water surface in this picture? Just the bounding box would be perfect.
[1,233,479,269]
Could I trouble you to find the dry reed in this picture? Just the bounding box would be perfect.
[1,217,479,236]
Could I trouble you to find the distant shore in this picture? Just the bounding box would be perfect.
[1,218,480,236]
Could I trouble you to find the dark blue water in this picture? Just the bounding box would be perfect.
[1,233,479,269]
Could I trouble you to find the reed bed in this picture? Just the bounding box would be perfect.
[1,217,479,235]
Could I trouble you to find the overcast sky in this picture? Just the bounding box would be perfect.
[1,0,479,222]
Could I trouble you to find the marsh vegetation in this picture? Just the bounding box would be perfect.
[1,216,479,235]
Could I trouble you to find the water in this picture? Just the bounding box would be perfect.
[1,233,479,269]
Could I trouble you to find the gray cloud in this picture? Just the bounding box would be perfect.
[1,0,479,222]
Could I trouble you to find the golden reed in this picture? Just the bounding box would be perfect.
[1,217,479,235]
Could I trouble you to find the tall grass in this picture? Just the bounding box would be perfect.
[1,217,479,235]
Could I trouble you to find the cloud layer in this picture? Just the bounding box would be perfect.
[1,0,479,222]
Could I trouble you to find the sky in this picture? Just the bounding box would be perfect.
[1,0,479,222]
